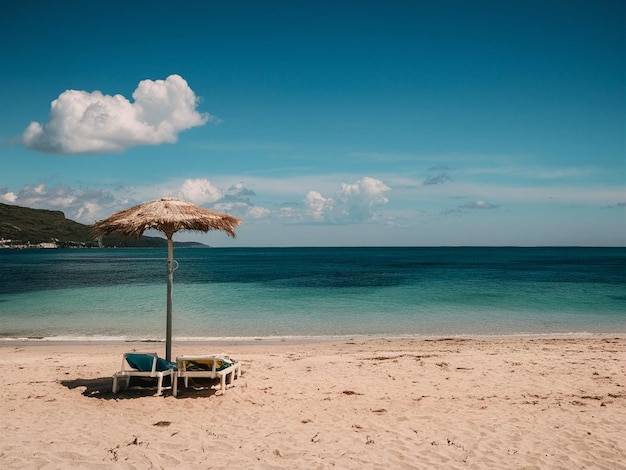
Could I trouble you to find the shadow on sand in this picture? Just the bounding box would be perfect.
[60,376,220,399]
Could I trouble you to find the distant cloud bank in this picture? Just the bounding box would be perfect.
[21,74,212,154]
[0,176,392,227]
[175,176,391,225]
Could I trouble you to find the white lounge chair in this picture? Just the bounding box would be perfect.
[173,355,241,397]
[112,353,177,396]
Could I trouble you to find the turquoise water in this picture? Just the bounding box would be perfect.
[0,247,624,339]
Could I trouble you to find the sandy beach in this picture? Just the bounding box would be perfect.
[1,335,624,469]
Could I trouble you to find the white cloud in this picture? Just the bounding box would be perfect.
[245,206,271,219]
[304,191,334,221]
[21,74,212,154]
[301,177,390,223]
[211,201,269,220]
[336,177,390,220]
[177,178,222,205]
[174,179,271,221]
[3,183,117,222]
[1,191,17,203]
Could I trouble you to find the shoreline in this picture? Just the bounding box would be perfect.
[1,330,623,345]
[1,335,624,467]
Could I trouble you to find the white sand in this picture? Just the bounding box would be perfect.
[1,336,625,469]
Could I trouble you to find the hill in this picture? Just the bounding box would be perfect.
[0,203,206,248]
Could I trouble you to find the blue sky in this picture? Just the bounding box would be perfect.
[1,0,624,246]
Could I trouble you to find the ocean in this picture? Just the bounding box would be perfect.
[0,247,624,340]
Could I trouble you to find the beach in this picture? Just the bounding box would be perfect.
[1,335,624,469]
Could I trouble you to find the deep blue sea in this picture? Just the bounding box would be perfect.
[0,247,624,340]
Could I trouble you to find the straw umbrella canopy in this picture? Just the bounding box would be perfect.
[92,197,241,361]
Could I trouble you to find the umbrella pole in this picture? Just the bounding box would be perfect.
[166,235,174,362]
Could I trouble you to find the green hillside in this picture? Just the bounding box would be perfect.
[0,203,206,248]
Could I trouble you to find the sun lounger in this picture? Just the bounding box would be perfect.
[112,353,177,396]
[173,355,241,397]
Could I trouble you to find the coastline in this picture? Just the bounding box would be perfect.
[1,335,624,468]
[1,330,622,343]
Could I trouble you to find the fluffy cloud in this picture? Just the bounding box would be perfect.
[302,177,390,223]
[177,178,222,205]
[245,206,271,219]
[1,183,116,222]
[21,75,212,154]
[336,177,390,220]
[0,189,17,203]
[303,191,333,221]
[177,179,271,220]
[213,201,271,220]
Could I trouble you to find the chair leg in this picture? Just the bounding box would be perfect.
[112,374,129,393]
[156,373,163,396]
[173,373,178,397]
[220,374,226,391]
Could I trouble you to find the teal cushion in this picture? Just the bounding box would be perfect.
[156,357,177,371]
[126,354,176,372]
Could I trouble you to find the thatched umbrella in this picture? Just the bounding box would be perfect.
[92,197,241,361]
